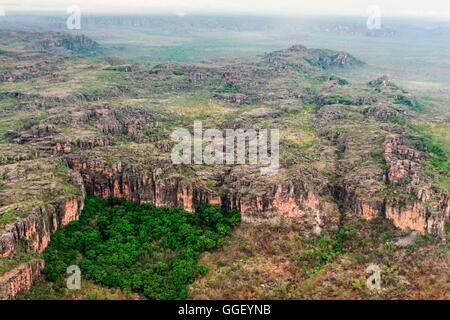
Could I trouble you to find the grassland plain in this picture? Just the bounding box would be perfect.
[0,15,448,300]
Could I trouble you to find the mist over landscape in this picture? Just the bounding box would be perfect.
[0,0,448,304]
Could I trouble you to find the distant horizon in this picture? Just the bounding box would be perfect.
[2,11,450,22]
[1,0,450,20]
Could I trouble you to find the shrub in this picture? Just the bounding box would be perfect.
[42,197,240,300]
[220,83,241,93]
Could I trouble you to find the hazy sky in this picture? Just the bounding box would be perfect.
[1,0,450,18]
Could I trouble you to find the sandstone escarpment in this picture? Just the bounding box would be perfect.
[384,134,424,186]
[66,155,221,212]
[335,134,448,240]
[0,260,44,300]
[1,34,448,301]
[37,33,100,54]
[385,201,445,238]
[1,206,57,258]
[383,134,448,239]
[313,103,448,240]
[222,173,339,234]
[0,198,83,298]
[0,159,85,298]
[353,199,386,220]
[0,164,85,257]
[66,154,339,234]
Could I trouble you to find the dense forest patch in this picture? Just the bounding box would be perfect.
[41,197,241,299]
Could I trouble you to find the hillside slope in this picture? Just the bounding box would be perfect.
[0,31,448,299]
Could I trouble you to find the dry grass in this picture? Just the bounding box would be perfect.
[188,219,449,300]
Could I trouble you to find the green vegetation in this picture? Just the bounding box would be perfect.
[337,78,349,85]
[371,146,389,171]
[394,95,423,112]
[220,83,241,94]
[0,210,27,229]
[52,162,81,198]
[190,217,448,300]
[17,278,141,300]
[41,197,240,300]
[406,126,450,192]
[296,227,347,275]
[16,111,47,131]
[310,49,365,69]
[446,221,450,245]
[52,34,101,56]
[328,95,353,105]
[103,66,129,72]
[0,252,41,276]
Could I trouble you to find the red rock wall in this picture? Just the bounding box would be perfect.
[66,156,340,234]
[0,260,45,300]
[0,172,85,299]
[0,195,85,258]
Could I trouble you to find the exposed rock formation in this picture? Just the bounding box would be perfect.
[37,33,100,54]
[0,195,84,256]
[313,103,448,240]
[380,134,446,239]
[0,36,448,300]
[0,160,85,298]
[65,156,220,212]
[0,260,44,300]
[384,134,423,186]
[65,154,340,235]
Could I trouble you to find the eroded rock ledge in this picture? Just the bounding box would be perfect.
[383,134,449,239]
[0,161,85,299]
[340,134,449,240]
[65,155,340,235]
[0,197,84,258]
[0,260,45,300]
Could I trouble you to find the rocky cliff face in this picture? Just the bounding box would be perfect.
[313,104,448,240]
[383,134,448,239]
[0,170,85,258]
[0,197,84,257]
[335,132,448,240]
[0,260,45,300]
[222,172,339,234]
[0,196,84,299]
[65,139,447,240]
[65,155,340,234]
[37,33,100,54]
[1,37,448,300]
[0,198,84,299]
[0,160,85,299]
